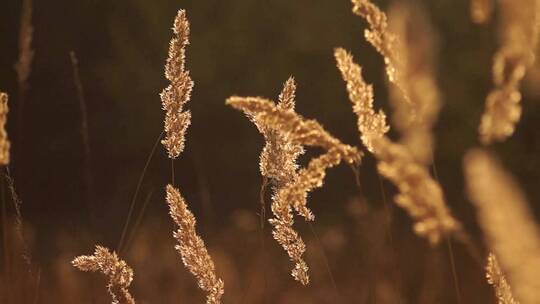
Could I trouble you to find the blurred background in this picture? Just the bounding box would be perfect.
[0,0,539,303]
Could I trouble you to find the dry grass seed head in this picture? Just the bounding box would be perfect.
[249,78,305,185]
[0,92,10,165]
[166,185,224,304]
[226,96,361,164]
[372,137,461,244]
[486,253,519,304]
[334,44,458,244]
[478,0,539,144]
[72,245,135,304]
[227,94,361,284]
[351,0,410,105]
[464,149,540,303]
[161,9,194,159]
[334,48,390,153]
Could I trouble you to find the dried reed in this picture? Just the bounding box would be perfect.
[351,0,407,104]
[486,253,519,304]
[335,47,460,244]
[478,0,539,144]
[227,95,361,284]
[166,185,224,304]
[72,246,135,304]
[161,10,194,159]
[464,149,540,303]
[160,10,224,303]
[0,93,10,165]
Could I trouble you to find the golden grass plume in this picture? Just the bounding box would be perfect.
[351,0,408,104]
[335,47,460,245]
[161,9,194,159]
[478,0,539,144]
[247,78,304,185]
[72,245,135,304]
[486,253,519,304]
[226,94,361,284]
[0,92,10,165]
[464,149,540,303]
[334,48,390,153]
[166,184,224,303]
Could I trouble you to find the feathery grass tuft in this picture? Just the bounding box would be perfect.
[72,246,135,304]
[478,0,539,144]
[335,46,460,244]
[334,48,389,153]
[161,10,194,159]
[486,253,519,304]
[227,94,361,284]
[0,92,10,165]
[166,185,224,304]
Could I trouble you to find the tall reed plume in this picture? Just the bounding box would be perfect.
[226,94,361,284]
[161,9,194,159]
[72,246,135,304]
[335,48,460,245]
[166,185,224,304]
[0,92,10,165]
[161,10,224,303]
[351,0,408,104]
[464,149,540,303]
[351,0,442,164]
[253,78,304,186]
[478,0,539,144]
[486,253,518,304]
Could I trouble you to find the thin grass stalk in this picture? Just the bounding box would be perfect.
[69,51,95,228]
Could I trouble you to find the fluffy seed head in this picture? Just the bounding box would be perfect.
[166,185,224,304]
[161,9,194,158]
[72,246,135,304]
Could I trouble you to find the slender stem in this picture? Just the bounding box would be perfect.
[4,167,31,270]
[118,131,163,253]
[446,237,462,304]
[307,222,341,303]
[32,267,41,304]
[124,190,154,253]
[1,172,11,304]
[258,177,268,304]
[430,149,462,303]
[377,173,403,303]
[69,51,94,227]
[171,159,175,186]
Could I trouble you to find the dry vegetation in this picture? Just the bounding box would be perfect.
[1,0,540,303]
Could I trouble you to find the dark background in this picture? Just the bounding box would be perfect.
[1,0,539,303]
